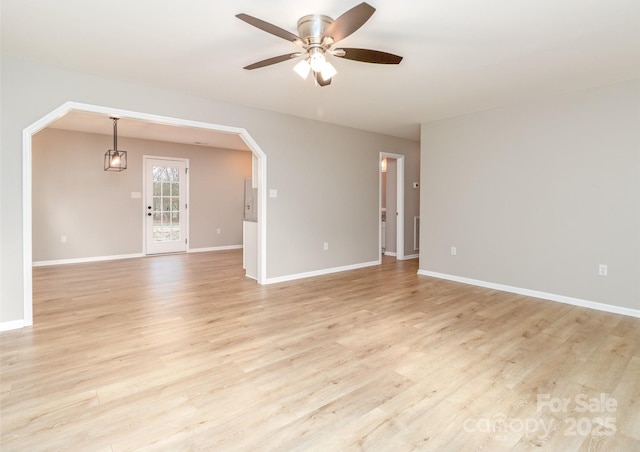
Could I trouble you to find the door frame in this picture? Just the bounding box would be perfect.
[379,152,405,260]
[143,156,190,255]
[21,101,268,327]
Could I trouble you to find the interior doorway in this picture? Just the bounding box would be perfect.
[21,101,268,327]
[379,152,405,260]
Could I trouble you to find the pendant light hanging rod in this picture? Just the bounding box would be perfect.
[112,116,118,151]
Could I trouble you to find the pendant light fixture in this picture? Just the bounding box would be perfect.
[104,117,127,171]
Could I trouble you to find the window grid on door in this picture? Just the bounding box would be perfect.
[152,165,181,242]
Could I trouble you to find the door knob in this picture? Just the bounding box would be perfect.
[147,213,152,216]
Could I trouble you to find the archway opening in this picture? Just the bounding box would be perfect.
[22,101,268,326]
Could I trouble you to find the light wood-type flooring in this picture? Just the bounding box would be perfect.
[1,251,639,451]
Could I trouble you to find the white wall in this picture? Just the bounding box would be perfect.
[401,158,420,257]
[0,56,420,324]
[32,128,251,262]
[420,80,640,312]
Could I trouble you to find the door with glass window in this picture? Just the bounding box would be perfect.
[144,157,188,254]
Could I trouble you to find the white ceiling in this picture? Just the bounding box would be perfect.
[47,111,251,151]
[2,0,639,142]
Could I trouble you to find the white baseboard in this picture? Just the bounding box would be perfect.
[399,254,419,260]
[417,270,640,319]
[189,245,242,253]
[383,253,418,260]
[32,246,243,266]
[33,253,145,267]
[0,320,25,332]
[265,260,380,285]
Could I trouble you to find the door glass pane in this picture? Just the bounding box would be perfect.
[152,212,163,241]
[152,165,181,243]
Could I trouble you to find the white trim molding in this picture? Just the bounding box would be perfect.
[417,270,640,319]
[0,320,26,332]
[32,248,243,267]
[189,245,243,253]
[265,260,380,285]
[399,254,419,260]
[385,253,418,260]
[33,253,145,267]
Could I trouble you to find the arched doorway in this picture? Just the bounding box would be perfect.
[22,101,268,326]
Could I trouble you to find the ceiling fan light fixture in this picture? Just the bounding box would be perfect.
[236,3,403,88]
[320,61,337,81]
[293,58,311,79]
[309,48,326,72]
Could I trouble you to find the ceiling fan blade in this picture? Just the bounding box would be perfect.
[323,2,376,44]
[243,53,300,70]
[236,13,304,46]
[336,48,403,64]
[315,71,332,87]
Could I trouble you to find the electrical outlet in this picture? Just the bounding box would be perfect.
[323,242,329,251]
[599,264,608,276]
[451,246,456,256]
[61,235,67,243]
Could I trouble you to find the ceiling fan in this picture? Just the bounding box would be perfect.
[236,2,403,87]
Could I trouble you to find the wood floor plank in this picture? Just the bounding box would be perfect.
[1,250,638,451]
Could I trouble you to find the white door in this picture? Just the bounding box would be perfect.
[144,157,188,255]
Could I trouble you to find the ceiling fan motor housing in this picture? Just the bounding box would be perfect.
[297,14,333,45]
